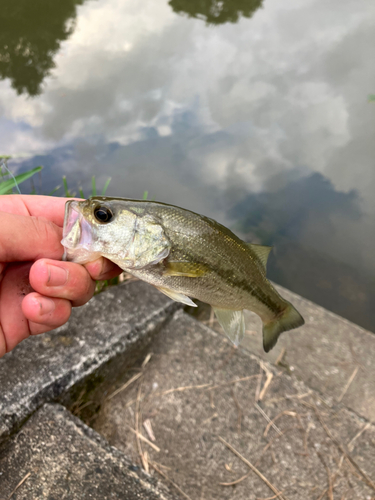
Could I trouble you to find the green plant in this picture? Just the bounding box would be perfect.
[0,161,134,293]
[62,175,112,198]
[0,157,42,194]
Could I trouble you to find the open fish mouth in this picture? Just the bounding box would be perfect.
[61,200,95,262]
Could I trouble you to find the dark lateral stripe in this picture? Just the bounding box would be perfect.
[167,247,284,315]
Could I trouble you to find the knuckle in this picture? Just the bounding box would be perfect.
[30,217,61,255]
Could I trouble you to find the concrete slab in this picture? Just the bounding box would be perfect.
[95,310,375,500]
[0,403,179,499]
[0,281,180,442]
[192,283,375,422]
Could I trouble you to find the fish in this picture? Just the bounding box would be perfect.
[61,197,304,352]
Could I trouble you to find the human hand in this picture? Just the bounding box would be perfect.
[0,195,122,357]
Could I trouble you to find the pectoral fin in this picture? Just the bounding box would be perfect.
[156,286,197,307]
[163,261,208,278]
[213,308,245,347]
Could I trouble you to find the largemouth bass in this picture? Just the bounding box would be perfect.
[62,197,304,352]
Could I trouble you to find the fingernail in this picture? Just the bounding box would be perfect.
[46,264,68,287]
[37,297,56,315]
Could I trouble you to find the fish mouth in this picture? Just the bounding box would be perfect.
[61,200,94,262]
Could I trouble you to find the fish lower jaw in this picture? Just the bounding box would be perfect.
[62,246,102,264]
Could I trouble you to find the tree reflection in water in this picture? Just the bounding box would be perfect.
[169,0,263,25]
[0,0,85,96]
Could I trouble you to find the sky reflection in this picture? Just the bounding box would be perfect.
[1,0,375,330]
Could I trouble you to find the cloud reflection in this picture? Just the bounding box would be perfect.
[1,0,375,329]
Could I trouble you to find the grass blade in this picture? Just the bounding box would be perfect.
[48,185,61,196]
[91,176,97,196]
[0,166,42,195]
[101,177,111,196]
[62,176,70,197]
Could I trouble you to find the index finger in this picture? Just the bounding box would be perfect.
[0,195,79,227]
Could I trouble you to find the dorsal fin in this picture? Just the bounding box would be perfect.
[247,244,272,271]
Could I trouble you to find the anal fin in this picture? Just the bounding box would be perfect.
[213,308,245,347]
[156,286,197,307]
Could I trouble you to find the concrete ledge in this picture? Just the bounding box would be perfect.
[0,281,180,442]
[95,310,375,500]
[0,403,178,499]
[242,283,375,422]
[193,282,375,422]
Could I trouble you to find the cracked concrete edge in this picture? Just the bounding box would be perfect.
[48,403,179,500]
[0,281,182,443]
[0,403,180,500]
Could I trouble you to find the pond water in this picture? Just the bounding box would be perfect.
[1,0,375,332]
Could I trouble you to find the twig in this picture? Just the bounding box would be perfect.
[255,364,263,401]
[259,372,273,401]
[258,361,274,401]
[304,422,314,455]
[275,347,286,366]
[219,471,251,486]
[338,366,359,402]
[150,461,193,500]
[257,492,285,500]
[217,435,288,500]
[313,405,375,492]
[338,421,371,469]
[348,422,371,452]
[161,383,212,396]
[135,384,147,471]
[348,342,366,371]
[143,450,149,474]
[231,388,243,433]
[126,425,160,452]
[143,418,156,442]
[7,472,31,500]
[202,412,218,425]
[254,403,282,436]
[317,452,335,500]
[263,410,297,437]
[160,375,259,397]
[316,488,328,500]
[208,374,259,391]
[152,460,172,471]
[209,390,215,409]
[107,372,142,400]
[268,391,312,404]
[255,426,300,466]
[141,352,153,368]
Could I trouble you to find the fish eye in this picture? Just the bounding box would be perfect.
[94,206,113,223]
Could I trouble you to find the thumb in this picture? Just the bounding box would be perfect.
[0,212,63,263]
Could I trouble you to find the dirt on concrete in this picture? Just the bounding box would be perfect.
[94,310,375,500]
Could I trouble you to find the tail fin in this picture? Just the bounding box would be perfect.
[263,303,304,353]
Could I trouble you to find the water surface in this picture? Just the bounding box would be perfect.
[1,0,375,331]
